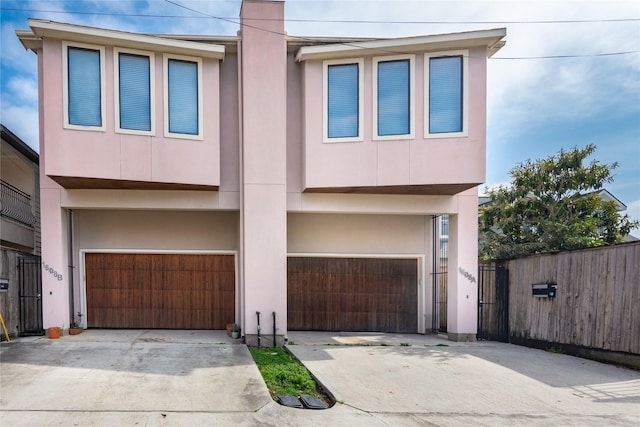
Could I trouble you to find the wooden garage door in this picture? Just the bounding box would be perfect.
[86,253,235,329]
[288,257,417,333]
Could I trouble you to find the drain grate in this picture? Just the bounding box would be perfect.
[276,395,304,408]
[300,395,327,409]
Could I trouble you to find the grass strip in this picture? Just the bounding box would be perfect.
[249,347,323,399]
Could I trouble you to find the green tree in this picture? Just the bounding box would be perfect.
[480,144,638,260]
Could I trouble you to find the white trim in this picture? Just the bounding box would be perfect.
[30,19,225,59]
[79,249,239,328]
[113,47,156,136]
[424,50,469,139]
[62,41,106,132]
[163,53,204,140]
[322,58,365,143]
[296,28,506,62]
[372,54,415,141]
[287,252,426,334]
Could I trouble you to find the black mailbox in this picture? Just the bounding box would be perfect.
[532,282,556,298]
[0,278,8,292]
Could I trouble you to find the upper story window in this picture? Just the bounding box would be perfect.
[114,48,155,135]
[323,58,364,143]
[164,54,203,139]
[425,51,468,138]
[373,55,415,140]
[63,42,106,131]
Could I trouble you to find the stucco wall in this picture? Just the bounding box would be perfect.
[288,212,430,255]
[239,0,289,344]
[74,210,239,251]
[300,45,488,190]
[219,53,240,194]
[40,38,221,187]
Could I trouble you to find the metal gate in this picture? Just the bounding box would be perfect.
[19,255,43,335]
[477,263,509,342]
[431,216,448,333]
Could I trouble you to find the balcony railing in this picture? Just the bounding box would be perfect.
[0,180,35,227]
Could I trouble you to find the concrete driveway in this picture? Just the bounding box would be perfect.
[1,330,639,426]
[287,332,640,426]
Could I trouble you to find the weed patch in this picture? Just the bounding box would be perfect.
[249,347,327,401]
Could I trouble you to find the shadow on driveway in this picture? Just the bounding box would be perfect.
[286,331,640,420]
[0,329,271,413]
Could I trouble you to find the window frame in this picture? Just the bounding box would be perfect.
[163,53,204,140]
[424,50,469,139]
[373,54,415,141]
[62,41,106,132]
[322,58,364,143]
[114,47,155,136]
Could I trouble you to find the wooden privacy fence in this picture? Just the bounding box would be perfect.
[496,241,640,355]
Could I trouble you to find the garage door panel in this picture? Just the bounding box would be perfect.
[129,268,148,290]
[163,289,182,310]
[288,257,417,333]
[93,269,119,290]
[87,288,107,307]
[191,272,207,290]
[222,289,235,309]
[163,270,183,289]
[86,253,235,329]
[311,311,325,330]
[190,290,205,310]
[338,292,351,313]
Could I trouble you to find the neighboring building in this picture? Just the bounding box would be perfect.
[591,189,638,242]
[1,124,42,338]
[479,189,629,211]
[17,0,506,343]
[592,189,627,211]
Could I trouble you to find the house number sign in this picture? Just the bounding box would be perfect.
[458,267,476,284]
[42,261,63,281]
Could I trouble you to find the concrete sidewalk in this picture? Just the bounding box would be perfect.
[1,330,639,426]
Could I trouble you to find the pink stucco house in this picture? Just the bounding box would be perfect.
[18,0,505,344]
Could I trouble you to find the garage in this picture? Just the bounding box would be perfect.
[85,253,235,329]
[287,257,418,333]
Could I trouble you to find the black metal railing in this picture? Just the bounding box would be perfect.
[0,179,36,227]
[477,263,509,342]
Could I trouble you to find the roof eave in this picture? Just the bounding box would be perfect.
[24,19,226,60]
[295,28,507,62]
[1,125,39,164]
[16,29,42,51]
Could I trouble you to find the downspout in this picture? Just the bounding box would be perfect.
[237,36,245,337]
[432,215,439,333]
[67,209,75,326]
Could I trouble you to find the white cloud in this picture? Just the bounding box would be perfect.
[1,20,38,78]
[1,74,39,150]
[0,103,39,151]
[480,1,639,138]
[7,77,38,105]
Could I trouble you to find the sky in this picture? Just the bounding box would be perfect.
[1,0,639,234]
